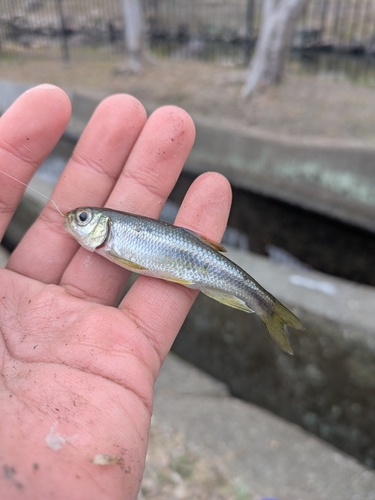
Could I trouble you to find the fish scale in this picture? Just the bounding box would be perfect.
[64,207,303,354]
[109,217,253,294]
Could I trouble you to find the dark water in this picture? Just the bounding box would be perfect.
[3,159,375,288]
[170,172,375,287]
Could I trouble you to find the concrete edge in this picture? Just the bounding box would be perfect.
[1,80,375,231]
[226,247,375,348]
[154,353,375,500]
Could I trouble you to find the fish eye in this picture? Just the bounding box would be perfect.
[76,209,92,225]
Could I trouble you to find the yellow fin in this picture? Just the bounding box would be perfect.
[108,253,148,272]
[182,228,227,252]
[201,288,254,313]
[260,301,304,355]
[163,276,196,286]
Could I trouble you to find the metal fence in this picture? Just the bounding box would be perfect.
[300,0,375,50]
[0,0,124,61]
[2,0,375,67]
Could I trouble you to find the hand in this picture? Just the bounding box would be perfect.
[0,85,231,499]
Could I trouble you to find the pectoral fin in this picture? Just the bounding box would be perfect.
[108,252,148,272]
[201,288,254,313]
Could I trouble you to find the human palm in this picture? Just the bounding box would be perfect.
[0,85,231,499]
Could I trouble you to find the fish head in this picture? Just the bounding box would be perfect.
[64,207,110,252]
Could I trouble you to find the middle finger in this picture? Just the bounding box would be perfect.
[60,105,196,305]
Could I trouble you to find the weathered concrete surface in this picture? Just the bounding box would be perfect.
[188,118,375,233]
[0,246,9,267]
[0,80,34,113]
[1,240,374,499]
[155,353,375,500]
[173,248,375,468]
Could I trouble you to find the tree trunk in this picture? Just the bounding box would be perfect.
[241,0,309,98]
[121,0,145,73]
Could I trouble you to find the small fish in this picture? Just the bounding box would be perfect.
[64,208,303,354]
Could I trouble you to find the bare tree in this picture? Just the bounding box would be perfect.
[120,0,146,73]
[241,0,309,98]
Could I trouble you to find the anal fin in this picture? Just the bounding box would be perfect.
[201,288,254,313]
[108,252,148,272]
[163,276,196,286]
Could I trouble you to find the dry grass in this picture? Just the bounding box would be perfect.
[2,53,375,142]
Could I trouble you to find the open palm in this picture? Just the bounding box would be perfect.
[0,85,231,499]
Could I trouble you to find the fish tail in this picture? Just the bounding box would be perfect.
[260,301,303,355]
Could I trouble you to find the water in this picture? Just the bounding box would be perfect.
[4,161,375,288]
[169,172,375,287]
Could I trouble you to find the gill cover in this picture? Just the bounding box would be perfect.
[65,208,110,252]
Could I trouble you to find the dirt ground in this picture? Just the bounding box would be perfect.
[2,55,375,143]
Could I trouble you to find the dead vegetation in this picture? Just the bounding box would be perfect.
[2,55,375,143]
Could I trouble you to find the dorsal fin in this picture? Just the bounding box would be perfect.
[182,228,227,252]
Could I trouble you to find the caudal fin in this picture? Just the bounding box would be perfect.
[260,301,303,355]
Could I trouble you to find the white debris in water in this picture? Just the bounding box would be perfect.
[266,244,310,270]
[222,226,249,251]
[289,274,337,295]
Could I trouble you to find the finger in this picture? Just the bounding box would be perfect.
[0,84,71,241]
[60,106,196,306]
[7,94,147,284]
[119,172,232,374]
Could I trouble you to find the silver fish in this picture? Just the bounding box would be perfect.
[64,207,303,354]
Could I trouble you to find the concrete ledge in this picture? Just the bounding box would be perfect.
[2,80,375,232]
[62,93,375,233]
[173,247,375,467]
[0,246,9,267]
[155,353,375,500]
[188,118,375,233]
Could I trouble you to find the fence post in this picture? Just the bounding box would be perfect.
[244,0,256,65]
[55,0,70,63]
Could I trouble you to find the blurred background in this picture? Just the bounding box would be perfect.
[1,1,375,498]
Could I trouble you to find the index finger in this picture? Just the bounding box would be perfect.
[0,85,71,241]
[7,92,147,283]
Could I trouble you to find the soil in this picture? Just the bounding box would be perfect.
[2,55,375,143]
[139,420,248,500]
